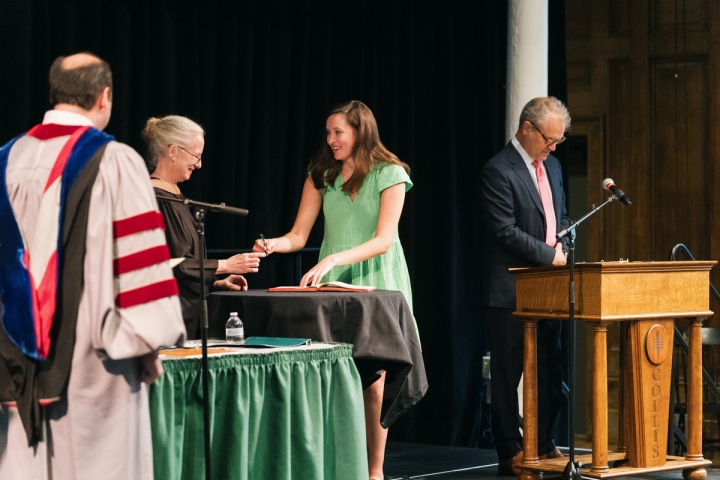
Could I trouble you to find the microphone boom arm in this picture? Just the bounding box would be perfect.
[157,194,249,216]
[556,195,615,241]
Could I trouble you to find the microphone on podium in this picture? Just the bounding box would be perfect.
[602,178,632,206]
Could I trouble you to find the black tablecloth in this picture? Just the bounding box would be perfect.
[207,289,428,428]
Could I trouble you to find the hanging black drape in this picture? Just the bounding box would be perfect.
[0,0,567,447]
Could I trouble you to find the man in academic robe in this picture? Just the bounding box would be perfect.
[479,97,571,475]
[0,52,186,479]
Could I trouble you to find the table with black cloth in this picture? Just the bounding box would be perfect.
[207,289,428,427]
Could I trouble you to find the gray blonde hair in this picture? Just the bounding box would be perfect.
[141,115,205,170]
[518,97,571,132]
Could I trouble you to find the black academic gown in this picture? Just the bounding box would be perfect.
[155,187,218,339]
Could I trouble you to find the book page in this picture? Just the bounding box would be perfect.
[268,281,376,292]
[268,286,320,292]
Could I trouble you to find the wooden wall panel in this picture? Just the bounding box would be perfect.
[567,62,592,90]
[708,1,720,300]
[566,0,720,447]
[651,0,707,34]
[566,0,590,39]
[609,0,630,36]
[651,59,708,261]
[607,60,635,261]
[571,117,604,263]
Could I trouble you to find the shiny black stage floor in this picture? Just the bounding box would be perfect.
[385,442,720,479]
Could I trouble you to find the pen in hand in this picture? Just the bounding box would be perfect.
[260,233,269,257]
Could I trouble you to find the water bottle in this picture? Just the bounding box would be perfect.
[225,312,244,344]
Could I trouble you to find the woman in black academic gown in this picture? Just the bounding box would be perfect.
[142,115,263,339]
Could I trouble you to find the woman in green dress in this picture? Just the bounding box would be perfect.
[255,100,414,480]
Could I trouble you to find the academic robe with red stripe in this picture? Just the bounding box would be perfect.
[0,111,186,480]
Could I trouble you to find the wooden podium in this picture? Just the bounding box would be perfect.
[510,261,715,479]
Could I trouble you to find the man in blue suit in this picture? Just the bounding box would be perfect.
[480,97,571,475]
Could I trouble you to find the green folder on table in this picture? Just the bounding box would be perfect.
[243,336,311,348]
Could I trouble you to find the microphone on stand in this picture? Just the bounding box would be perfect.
[602,178,632,206]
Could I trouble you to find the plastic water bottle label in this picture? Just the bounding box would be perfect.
[226,328,244,337]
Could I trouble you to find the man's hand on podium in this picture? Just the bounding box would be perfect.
[552,243,568,266]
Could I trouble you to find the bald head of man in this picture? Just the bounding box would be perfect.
[49,52,114,130]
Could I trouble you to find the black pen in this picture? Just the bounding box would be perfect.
[260,233,269,256]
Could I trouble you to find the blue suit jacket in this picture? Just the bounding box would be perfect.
[479,142,570,309]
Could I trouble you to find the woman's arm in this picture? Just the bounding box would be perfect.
[300,182,406,286]
[253,177,322,254]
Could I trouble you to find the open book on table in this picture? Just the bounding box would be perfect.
[268,281,377,292]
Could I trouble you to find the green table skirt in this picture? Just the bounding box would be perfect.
[150,344,368,479]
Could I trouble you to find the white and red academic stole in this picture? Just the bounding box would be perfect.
[27,126,91,358]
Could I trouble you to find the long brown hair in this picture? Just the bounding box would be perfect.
[308,100,410,193]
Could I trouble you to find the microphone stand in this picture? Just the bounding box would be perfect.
[156,194,248,480]
[556,195,617,480]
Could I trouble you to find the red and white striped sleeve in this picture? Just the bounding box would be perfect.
[84,142,186,359]
[113,211,178,308]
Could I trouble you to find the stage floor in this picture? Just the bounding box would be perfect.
[385,442,720,479]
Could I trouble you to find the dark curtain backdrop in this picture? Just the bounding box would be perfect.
[0,0,567,447]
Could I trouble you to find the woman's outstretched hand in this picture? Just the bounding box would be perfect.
[253,237,276,256]
[300,255,338,287]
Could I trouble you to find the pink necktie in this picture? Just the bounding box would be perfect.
[532,160,556,247]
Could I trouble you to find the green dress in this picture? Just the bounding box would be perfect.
[319,162,416,330]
